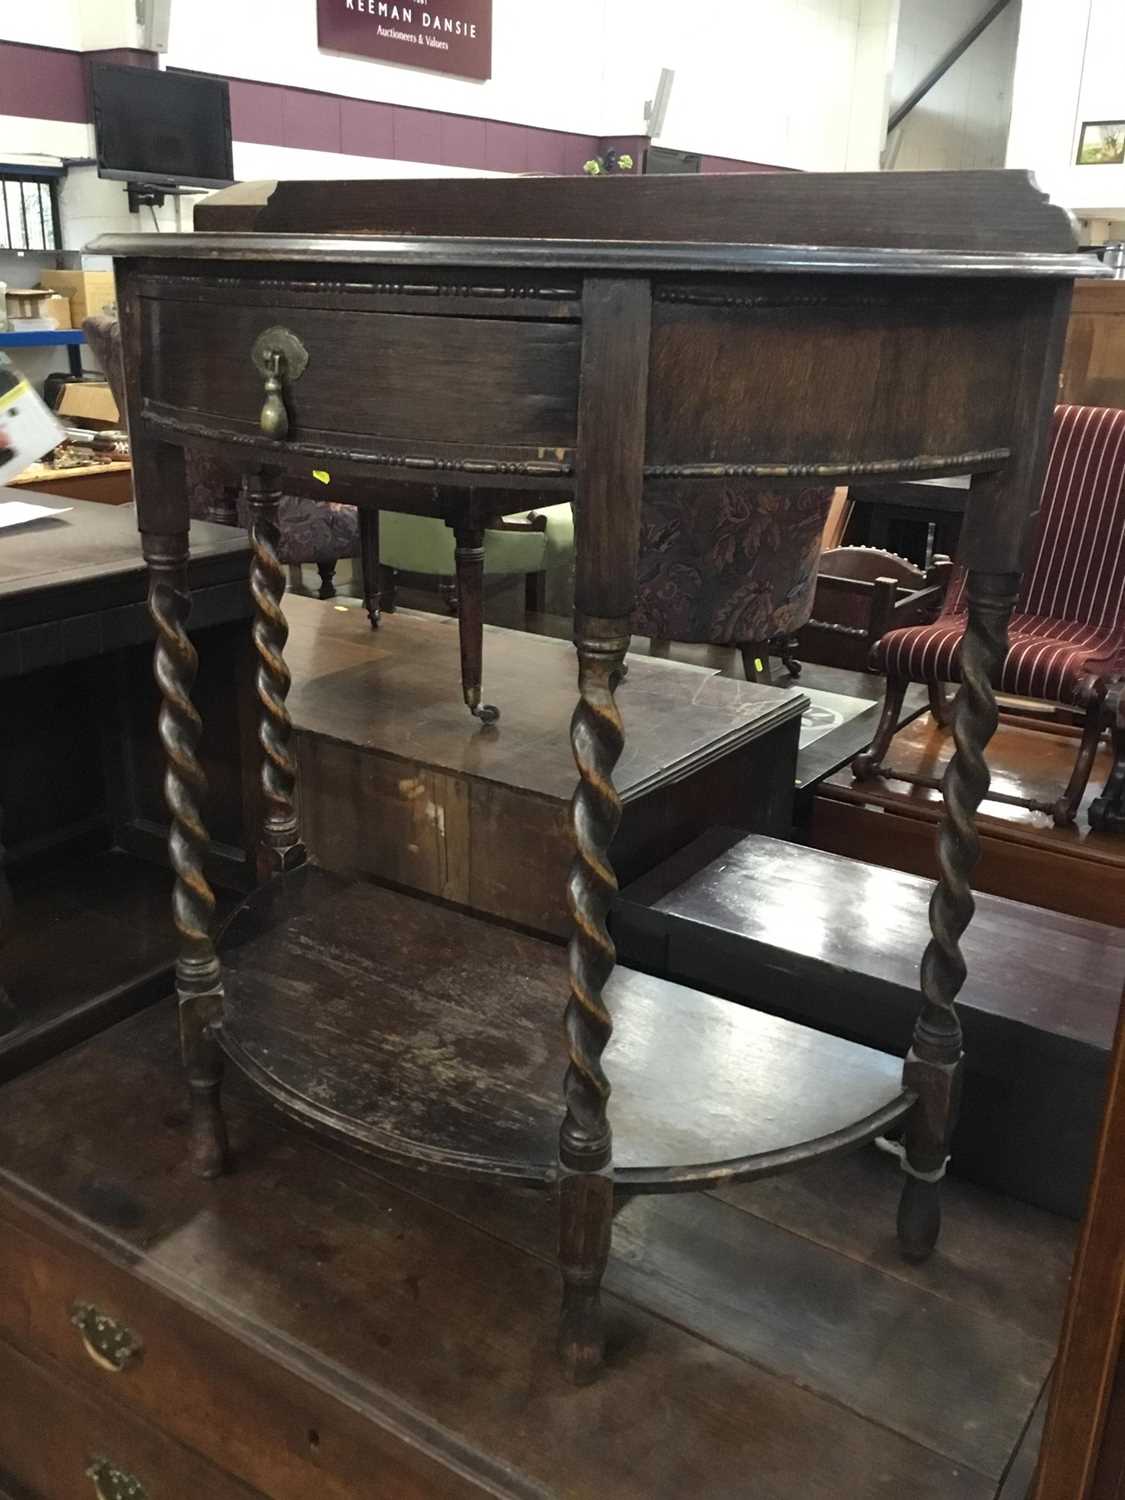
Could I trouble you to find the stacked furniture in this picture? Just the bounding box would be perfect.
[75,168,1097,1425]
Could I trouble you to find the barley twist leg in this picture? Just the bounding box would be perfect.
[558,620,628,1383]
[246,476,305,880]
[899,571,1016,1259]
[145,532,227,1179]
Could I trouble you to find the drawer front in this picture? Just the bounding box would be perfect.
[646,276,1031,470]
[0,1335,262,1500]
[0,1215,503,1500]
[140,294,581,455]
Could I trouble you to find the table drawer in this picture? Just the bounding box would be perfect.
[0,1213,503,1500]
[0,1335,263,1500]
[139,294,581,458]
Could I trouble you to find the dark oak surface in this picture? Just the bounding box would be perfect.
[814,712,1125,926]
[0,490,246,622]
[621,831,1124,1050]
[286,597,802,937]
[192,171,1081,255]
[615,830,1122,1216]
[218,866,909,1186]
[285,596,801,804]
[0,1001,1073,1498]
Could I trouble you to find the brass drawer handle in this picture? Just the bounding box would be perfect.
[251,326,309,440]
[87,1457,148,1499]
[70,1303,143,1373]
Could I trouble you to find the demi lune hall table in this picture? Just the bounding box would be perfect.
[97,170,1102,1383]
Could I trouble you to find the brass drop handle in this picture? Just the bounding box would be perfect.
[251,326,309,442]
[259,348,288,439]
[87,1458,148,1500]
[70,1302,143,1373]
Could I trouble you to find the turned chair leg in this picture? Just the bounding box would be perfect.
[1089,688,1125,833]
[451,522,499,724]
[852,673,909,780]
[774,634,802,679]
[928,680,955,728]
[316,561,338,600]
[357,509,381,629]
[1053,687,1107,827]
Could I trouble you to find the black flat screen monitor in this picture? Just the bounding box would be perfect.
[92,64,234,190]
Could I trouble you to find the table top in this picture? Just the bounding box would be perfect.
[97,170,1106,279]
[284,596,803,803]
[0,492,248,635]
[0,492,245,599]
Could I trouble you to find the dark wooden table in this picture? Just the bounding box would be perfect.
[96,169,1102,1385]
[0,493,254,1078]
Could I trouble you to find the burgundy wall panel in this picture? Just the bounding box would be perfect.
[228,79,286,147]
[340,96,395,159]
[525,130,571,176]
[281,87,342,153]
[0,41,786,178]
[484,119,528,174]
[440,114,486,170]
[392,106,444,165]
[0,41,86,125]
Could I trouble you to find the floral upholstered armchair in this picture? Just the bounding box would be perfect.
[632,483,837,680]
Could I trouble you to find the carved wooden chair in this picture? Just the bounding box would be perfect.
[798,545,954,682]
[854,404,1125,828]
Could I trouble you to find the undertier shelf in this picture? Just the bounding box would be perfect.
[217,866,914,1189]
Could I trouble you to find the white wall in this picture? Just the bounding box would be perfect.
[887,0,1019,172]
[1007,0,1125,220]
[0,1,81,50]
[165,0,610,137]
[593,0,893,170]
[164,0,892,171]
[2,0,144,53]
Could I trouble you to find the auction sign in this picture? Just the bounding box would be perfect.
[318,0,492,80]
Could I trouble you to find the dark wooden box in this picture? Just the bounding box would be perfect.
[613,829,1125,1218]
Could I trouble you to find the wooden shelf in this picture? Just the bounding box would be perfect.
[217,866,914,1190]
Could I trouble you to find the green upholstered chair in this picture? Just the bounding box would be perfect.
[369,504,575,621]
[356,502,575,722]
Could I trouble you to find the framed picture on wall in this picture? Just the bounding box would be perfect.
[1077,120,1125,165]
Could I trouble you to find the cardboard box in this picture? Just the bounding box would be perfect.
[56,380,120,426]
[43,294,71,330]
[38,270,116,325]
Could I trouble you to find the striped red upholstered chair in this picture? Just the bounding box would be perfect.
[853,404,1125,828]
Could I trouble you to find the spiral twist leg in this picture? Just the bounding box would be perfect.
[145,533,227,1179]
[557,620,628,1383]
[247,477,306,881]
[898,570,1017,1260]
